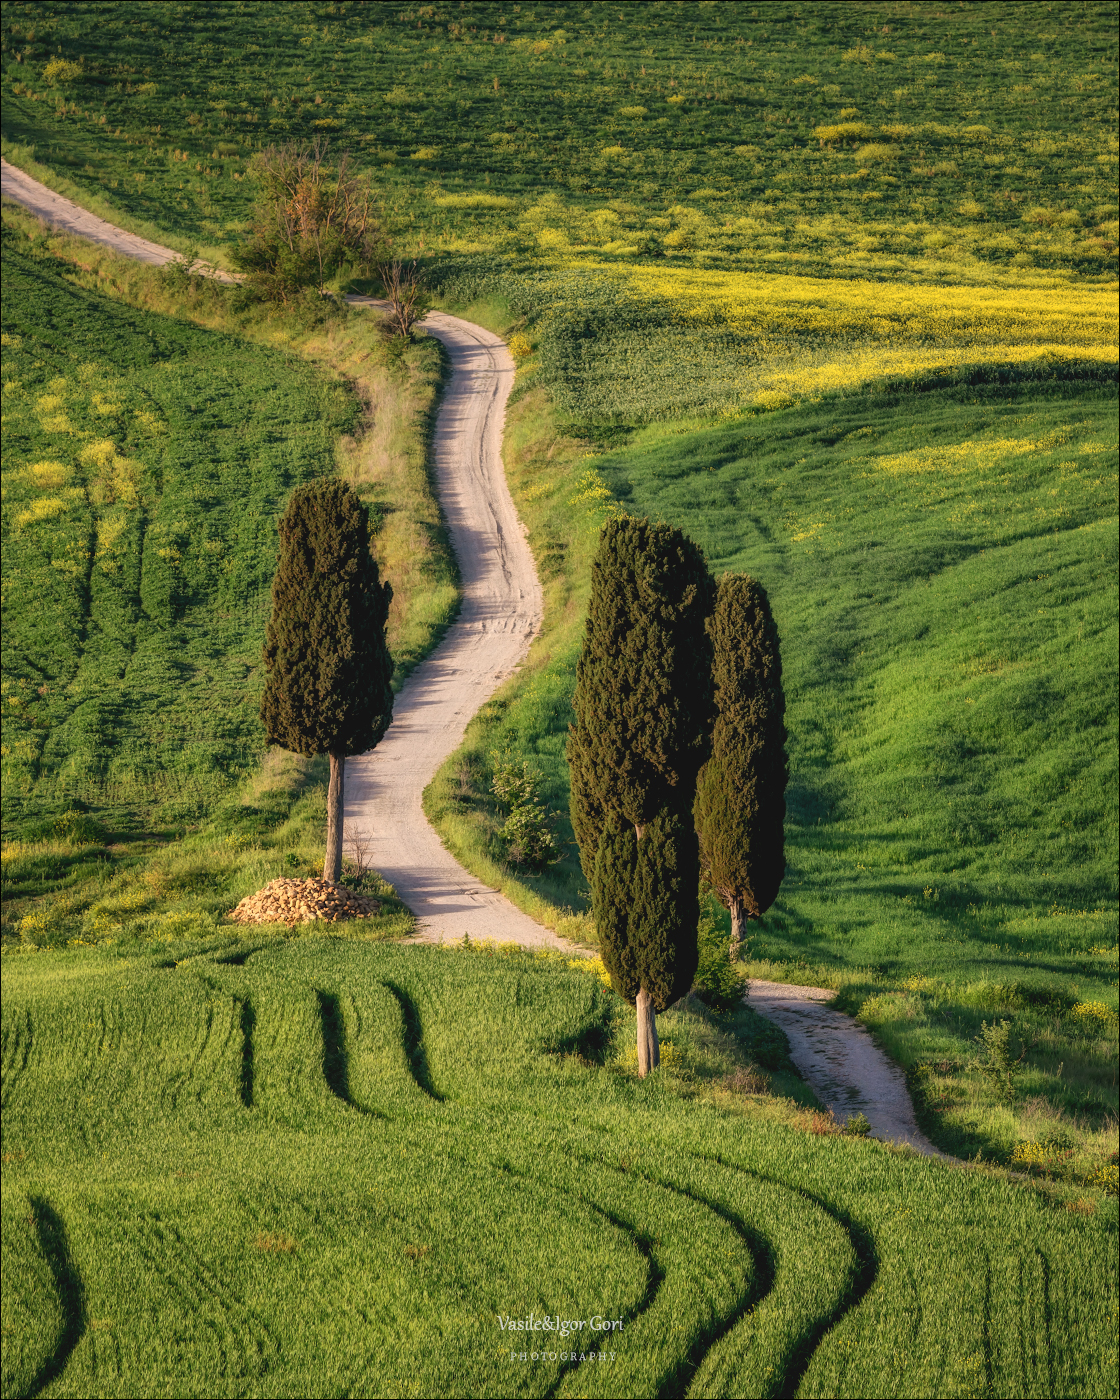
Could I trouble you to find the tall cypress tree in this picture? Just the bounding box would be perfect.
[693,574,787,956]
[261,480,393,882]
[569,515,713,1074]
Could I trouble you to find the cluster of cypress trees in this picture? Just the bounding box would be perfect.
[258,485,785,1065]
[569,516,787,1075]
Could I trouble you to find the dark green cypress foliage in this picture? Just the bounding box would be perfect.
[592,813,640,1003]
[631,808,700,1011]
[261,480,393,757]
[568,515,715,839]
[694,574,787,949]
[570,515,713,1071]
[568,724,607,883]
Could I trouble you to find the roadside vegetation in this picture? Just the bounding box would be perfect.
[2,933,1116,1398]
[1,2,1116,282]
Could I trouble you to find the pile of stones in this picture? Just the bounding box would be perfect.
[228,877,381,927]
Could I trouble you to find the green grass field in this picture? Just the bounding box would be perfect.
[0,212,455,953]
[2,934,1116,1398]
[2,5,1118,1394]
[1,231,356,828]
[1,198,461,816]
[1,2,1116,281]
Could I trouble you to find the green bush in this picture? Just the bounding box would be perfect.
[691,894,744,1014]
[490,757,559,871]
[21,811,109,846]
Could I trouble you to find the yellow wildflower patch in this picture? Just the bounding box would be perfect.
[29,460,70,489]
[1070,1001,1118,1027]
[16,496,70,528]
[568,955,612,988]
[870,438,1037,477]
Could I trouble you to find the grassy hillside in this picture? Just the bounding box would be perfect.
[1,209,459,827]
[2,934,1116,1398]
[425,334,1119,1166]
[0,213,464,953]
[438,260,1117,422]
[1,1,1116,281]
[1,233,354,828]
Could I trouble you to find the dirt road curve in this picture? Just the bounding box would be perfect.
[343,302,564,948]
[1,158,237,280]
[2,159,569,948]
[747,980,942,1155]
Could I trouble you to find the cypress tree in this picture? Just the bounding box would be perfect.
[591,814,639,999]
[261,480,393,882]
[592,808,700,1075]
[569,515,714,1074]
[693,574,788,957]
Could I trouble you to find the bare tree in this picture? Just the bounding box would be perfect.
[378,260,428,338]
[237,138,384,299]
[345,829,375,881]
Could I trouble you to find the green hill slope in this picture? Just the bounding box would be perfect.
[1,1,1116,280]
[427,364,1119,1160]
[0,236,353,827]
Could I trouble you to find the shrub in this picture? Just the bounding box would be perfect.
[855,143,898,163]
[815,121,874,145]
[42,57,84,85]
[22,811,109,846]
[974,1019,1023,1099]
[490,757,559,871]
[498,801,559,871]
[235,138,384,299]
[691,897,743,1013]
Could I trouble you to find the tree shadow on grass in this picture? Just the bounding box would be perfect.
[27,1197,86,1399]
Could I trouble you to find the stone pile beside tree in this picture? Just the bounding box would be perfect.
[228,877,381,927]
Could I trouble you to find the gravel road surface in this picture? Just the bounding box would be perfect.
[747,979,942,1155]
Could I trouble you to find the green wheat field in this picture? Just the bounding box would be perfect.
[2,3,1117,1397]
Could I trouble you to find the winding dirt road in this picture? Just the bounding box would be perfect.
[341,302,558,947]
[1,158,564,949]
[1,158,237,280]
[3,160,943,1142]
[747,981,941,1155]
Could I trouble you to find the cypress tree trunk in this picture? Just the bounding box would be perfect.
[636,987,660,1077]
[323,752,345,883]
[729,895,748,960]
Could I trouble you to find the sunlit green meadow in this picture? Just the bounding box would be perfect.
[2,935,1116,1398]
[2,2,1116,282]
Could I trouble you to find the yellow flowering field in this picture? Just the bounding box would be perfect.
[482,261,1118,421]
